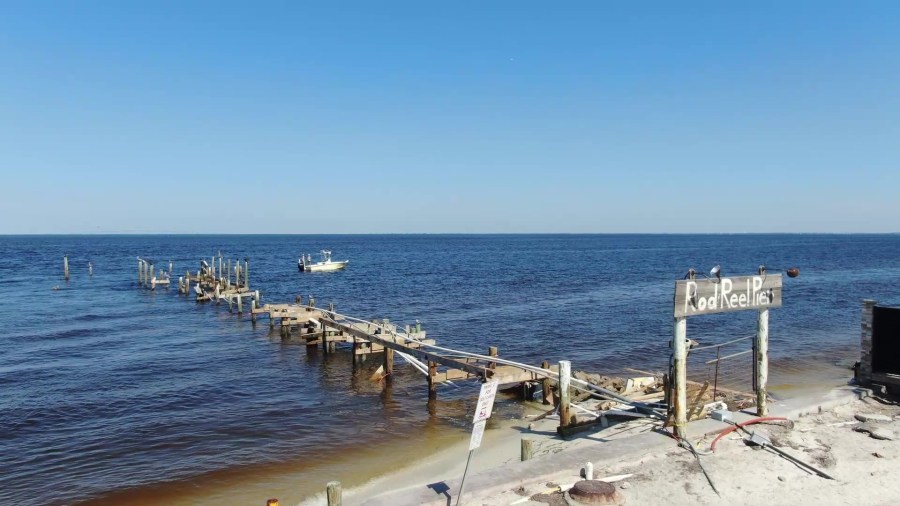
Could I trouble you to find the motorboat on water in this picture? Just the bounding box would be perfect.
[299,250,349,272]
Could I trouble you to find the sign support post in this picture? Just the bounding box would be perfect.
[672,269,784,438]
[673,316,688,439]
[456,379,499,506]
[756,267,770,416]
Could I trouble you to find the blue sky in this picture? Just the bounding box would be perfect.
[1,1,898,233]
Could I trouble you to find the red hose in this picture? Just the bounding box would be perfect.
[710,416,789,452]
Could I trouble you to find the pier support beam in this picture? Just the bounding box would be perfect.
[383,347,394,382]
[63,255,69,280]
[488,346,498,369]
[427,360,437,399]
[541,360,553,405]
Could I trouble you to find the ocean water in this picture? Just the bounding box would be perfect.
[1,234,898,505]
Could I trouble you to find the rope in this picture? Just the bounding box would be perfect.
[690,335,753,351]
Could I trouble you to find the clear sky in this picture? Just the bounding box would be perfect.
[1,1,898,234]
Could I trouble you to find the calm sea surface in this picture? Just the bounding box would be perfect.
[1,234,898,505]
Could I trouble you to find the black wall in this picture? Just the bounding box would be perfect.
[873,305,900,375]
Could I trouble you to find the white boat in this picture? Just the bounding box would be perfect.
[299,250,349,272]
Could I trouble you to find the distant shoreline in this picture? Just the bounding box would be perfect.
[1,232,897,237]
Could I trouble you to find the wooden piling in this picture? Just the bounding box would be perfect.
[672,317,688,438]
[384,347,394,380]
[427,360,437,399]
[488,346,498,369]
[244,258,249,289]
[521,438,533,461]
[326,481,342,506]
[63,255,69,280]
[558,360,572,430]
[541,360,553,405]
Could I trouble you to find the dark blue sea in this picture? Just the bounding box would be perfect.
[1,234,897,505]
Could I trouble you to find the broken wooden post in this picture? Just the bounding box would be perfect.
[488,346,498,369]
[673,316,688,438]
[244,258,249,289]
[88,261,93,276]
[427,360,438,399]
[326,481,342,506]
[236,293,243,314]
[251,298,257,323]
[541,360,553,405]
[521,438,533,461]
[381,347,394,382]
[559,360,572,430]
[63,255,69,280]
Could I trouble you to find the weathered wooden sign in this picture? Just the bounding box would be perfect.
[674,274,782,317]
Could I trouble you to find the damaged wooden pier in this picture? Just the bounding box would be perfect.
[137,254,669,437]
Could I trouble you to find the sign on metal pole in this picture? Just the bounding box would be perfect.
[457,379,500,505]
[468,420,486,451]
[473,379,499,424]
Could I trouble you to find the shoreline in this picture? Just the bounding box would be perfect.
[81,358,856,506]
[316,366,854,506]
[360,379,886,506]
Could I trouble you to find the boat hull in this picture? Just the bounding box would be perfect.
[301,260,349,272]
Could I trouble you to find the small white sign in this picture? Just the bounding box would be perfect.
[472,379,499,424]
[469,420,486,450]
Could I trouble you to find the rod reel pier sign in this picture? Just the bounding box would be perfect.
[674,274,782,317]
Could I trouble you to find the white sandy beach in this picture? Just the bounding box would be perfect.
[295,375,900,506]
